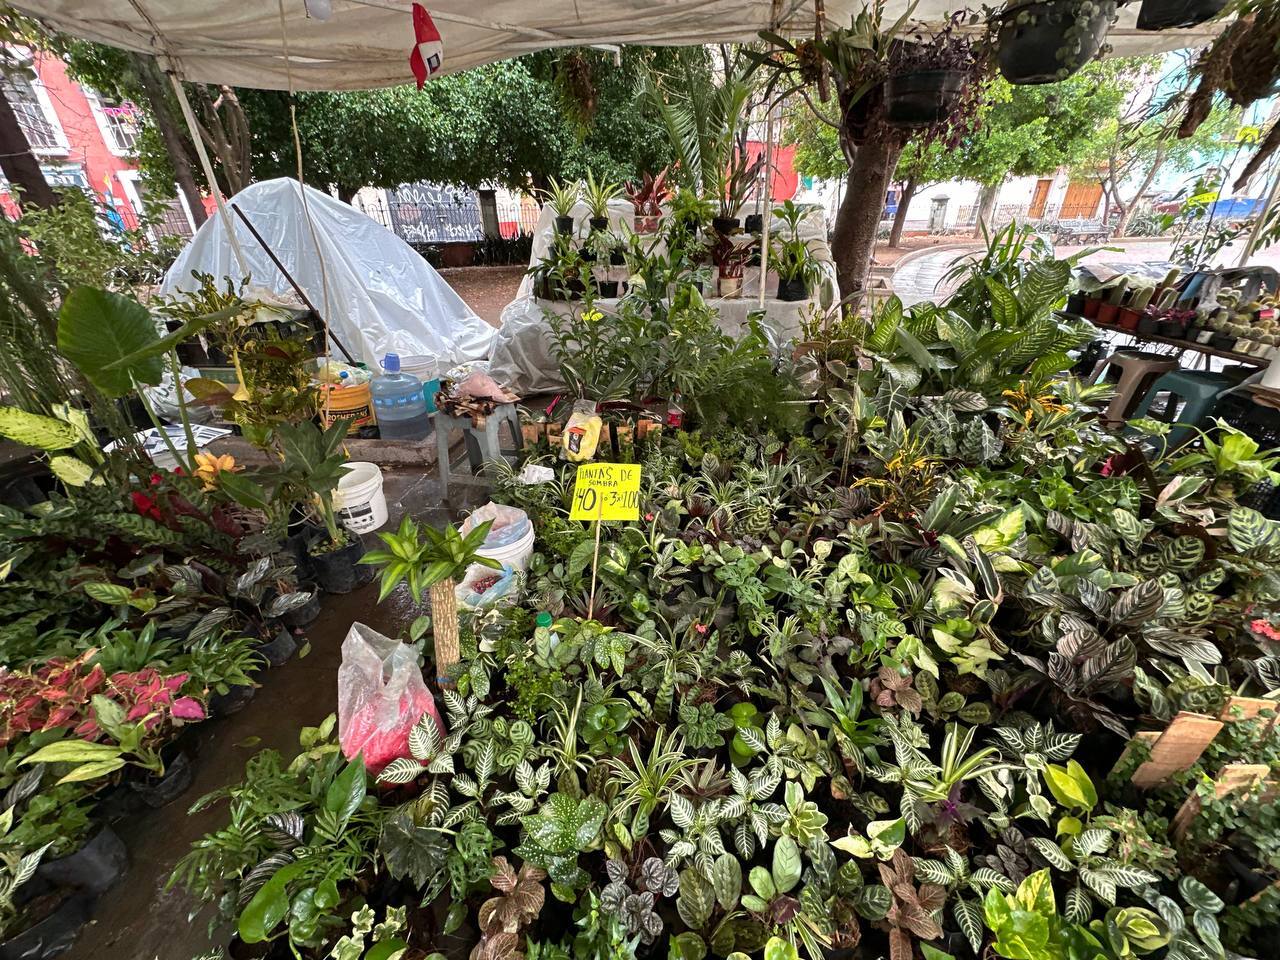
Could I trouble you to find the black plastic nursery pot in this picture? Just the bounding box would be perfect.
[1136,0,1226,29]
[1136,316,1160,335]
[129,751,193,809]
[609,250,626,266]
[553,214,575,234]
[280,583,322,628]
[884,69,967,127]
[587,216,609,231]
[209,682,257,718]
[308,535,372,594]
[744,213,764,233]
[776,276,809,302]
[35,827,127,896]
[0,891,94,960]
[711,216,741,235]
[255,626,297,668]
[595,280,620,298]
[1210,333,1238,351]
[1066,291,1087,314]
[997,0,1111,85]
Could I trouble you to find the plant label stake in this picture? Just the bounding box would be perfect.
[570,463,641,618]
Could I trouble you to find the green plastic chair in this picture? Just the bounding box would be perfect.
[1127,369,1234,448]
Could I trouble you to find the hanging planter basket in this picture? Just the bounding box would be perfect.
[1136,0,1227,29]
[884,70,968,127]
[996,0,1114,85]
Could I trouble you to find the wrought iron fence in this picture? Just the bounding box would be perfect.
[355,185,540,246]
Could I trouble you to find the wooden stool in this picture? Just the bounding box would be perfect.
[1090,350,1180,428]
[434,403,522,501]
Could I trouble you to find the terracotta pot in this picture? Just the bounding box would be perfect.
[633,215,660,234]
[1096,302,1120,324]
[1117,307,1141,331]
[1083,297,1102,319]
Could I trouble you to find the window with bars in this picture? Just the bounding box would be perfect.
[97,98,141,154]
[1,74,61,151]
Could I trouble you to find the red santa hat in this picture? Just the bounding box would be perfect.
[408,4,444,88]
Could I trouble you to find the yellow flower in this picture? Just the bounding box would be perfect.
[193,452,240,489]
[583,308,603,324]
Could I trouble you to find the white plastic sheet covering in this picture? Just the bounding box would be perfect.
[160,178,496,370]
[488,200,836,395]
[12,1,1222,92]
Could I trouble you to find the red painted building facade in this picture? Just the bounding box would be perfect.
[0,48,196,237]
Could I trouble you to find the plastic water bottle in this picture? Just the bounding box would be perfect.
[533,611,559,656]
[371,353,432,440]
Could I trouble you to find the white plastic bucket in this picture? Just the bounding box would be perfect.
[461,502,536,572]
[400,356,442,413]
[335,461,388,534]
[477,524,535,572]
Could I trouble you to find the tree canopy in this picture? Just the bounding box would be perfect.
[787,60,1141,189]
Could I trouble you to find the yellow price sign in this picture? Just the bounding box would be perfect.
[570,463,641,521]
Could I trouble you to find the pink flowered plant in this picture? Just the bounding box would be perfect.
[1248,617,1280,646]
[0,653,204,746]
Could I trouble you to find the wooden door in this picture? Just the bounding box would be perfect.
[1059,181,1104,220]
[1028,178,1052,219]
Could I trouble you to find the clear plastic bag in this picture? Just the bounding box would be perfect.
[456,562,519,609]
[337,622,443,773]
[461,501,531,548]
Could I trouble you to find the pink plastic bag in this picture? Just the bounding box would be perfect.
[337,623,443,773]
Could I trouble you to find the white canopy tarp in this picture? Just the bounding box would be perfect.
[13,1,1220,92]
[160,177,496,371]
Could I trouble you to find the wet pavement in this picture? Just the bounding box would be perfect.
[64,468,491,960]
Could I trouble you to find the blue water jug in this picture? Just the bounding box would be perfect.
[370,353,432,441]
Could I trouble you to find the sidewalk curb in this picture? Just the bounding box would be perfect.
[888,241,982,275]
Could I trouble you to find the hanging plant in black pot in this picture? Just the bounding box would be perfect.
[1136,0,1226,30]
[884,18,979,129]
[996,0,1117,85]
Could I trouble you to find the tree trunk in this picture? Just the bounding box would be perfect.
[888,175,917,248]
[831,139,904,302]
[1115,142,1166,238]
[0,89,58,211]
[428,578,460,689]
[971,180,1002,239]
[192,83,252,195]
[336,184,357,204]
[133,55,207,228]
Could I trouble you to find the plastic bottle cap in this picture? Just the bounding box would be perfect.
[536,612,553,628]
[382,353,401,373]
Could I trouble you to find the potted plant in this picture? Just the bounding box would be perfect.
[712,145,764,235]
[360,516,500,688]
[769,200,821,302]
[1096,278,1128,325]
[994,0,1118,85]
[669,189,715,237]
[712,232,756,298]
[540,178,580,235]
[529,233,586,302]
[1136,0,1227,30]
[583,171,620,233]
[884,18,979,127]
[625,169,671,235]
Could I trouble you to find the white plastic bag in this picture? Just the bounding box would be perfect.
[461,502,531,548]
[337,623,443,773]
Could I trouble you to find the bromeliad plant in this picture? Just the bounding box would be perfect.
[361,517,499,685]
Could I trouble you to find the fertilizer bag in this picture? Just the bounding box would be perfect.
[337,622,442,772]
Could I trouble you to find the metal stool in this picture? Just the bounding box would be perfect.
[1128,370,1234,448]
[434,403,523,501]
[1090,350,1180,428]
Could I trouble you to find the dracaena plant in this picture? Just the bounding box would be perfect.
[361,517,498,687]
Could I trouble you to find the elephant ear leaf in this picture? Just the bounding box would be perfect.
[57,287,163,398]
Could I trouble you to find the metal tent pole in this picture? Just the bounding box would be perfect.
[1238,161,1280,267]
